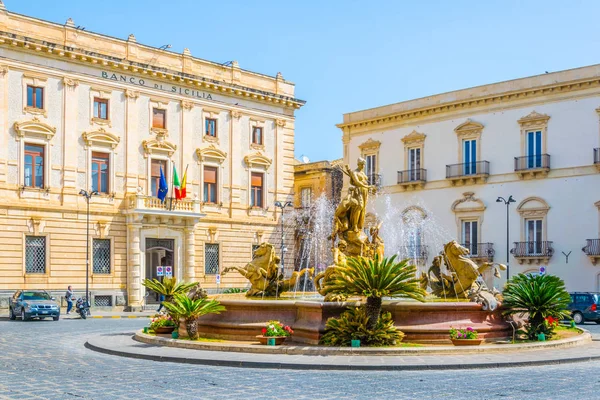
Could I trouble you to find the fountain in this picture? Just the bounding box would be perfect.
[195,157,511,344]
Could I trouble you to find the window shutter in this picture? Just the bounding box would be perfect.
[251,172,263,187]
[204,166,217,184]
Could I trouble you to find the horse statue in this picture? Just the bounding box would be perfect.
[222,242,312,297]
[421,240,506,310]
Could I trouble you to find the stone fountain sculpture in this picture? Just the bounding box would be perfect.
[420,241,506,310]
[222,242,312,297]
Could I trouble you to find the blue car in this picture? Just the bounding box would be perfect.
[9,290,60,321]
[568,292,600,324]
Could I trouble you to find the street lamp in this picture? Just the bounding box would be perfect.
[274,201,293,280]
[496,195,516,280]
[80,189,98,312]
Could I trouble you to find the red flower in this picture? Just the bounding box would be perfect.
[261,328,267,334]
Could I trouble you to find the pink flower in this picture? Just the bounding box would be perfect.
[466,327,473,331]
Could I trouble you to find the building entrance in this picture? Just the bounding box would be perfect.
[144,238,175,304]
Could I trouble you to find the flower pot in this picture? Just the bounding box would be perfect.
[451,339,483,346]
[537,333,546,341]
[351,339,361,348]
[143,327,149,334]
[154,326,176,334]
[256,335,287,345]
[171,331,179,339]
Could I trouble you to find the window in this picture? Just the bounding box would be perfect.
[26,85,44,109]
[462,220,478,255]
[92,239,111,274]
[150,159,167,197]
[152,108,166,129]
[203,166,218,203]
[24,143,44,188]
[91,152,109,194]
[301,187,312,208]
[205,118,217,137]
[93,98,109,120]
[250,172,264,208]
[252,126,263,145]
[526,219,543,255]
[25,236,46,274]
[527,130,542,168]
[205,243,219,275]
[408,147,421,180]
[463,139,477,175]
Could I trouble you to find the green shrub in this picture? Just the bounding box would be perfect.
[320,306,404,347]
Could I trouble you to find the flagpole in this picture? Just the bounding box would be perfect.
[170,164,175,211]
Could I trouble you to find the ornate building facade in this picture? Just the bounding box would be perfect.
[0,6,304,309]
[339,64,600,291]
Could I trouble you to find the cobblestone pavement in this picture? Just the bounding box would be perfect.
[1,318,600,400]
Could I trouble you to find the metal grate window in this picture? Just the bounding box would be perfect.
[205,243,219,275]
[94,295,112,307]
[25,236,46,274]
[93,239,111,274]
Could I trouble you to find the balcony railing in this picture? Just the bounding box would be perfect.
[460,242,494,260]
[594,148,600,165]
[511,241,554,257]
[367,173,382,188]
[399,245,429,260]
[514,154,551,171]
[583,239,600,256]
[446,161,490,179]
[397,169,427,184]
[127,194,200,213]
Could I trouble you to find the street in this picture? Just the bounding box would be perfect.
[1,317,600,400]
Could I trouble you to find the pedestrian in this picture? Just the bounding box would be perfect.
[156,294,165,312]
[65,285,74,315]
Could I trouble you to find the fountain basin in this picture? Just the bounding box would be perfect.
[194,299,512,344]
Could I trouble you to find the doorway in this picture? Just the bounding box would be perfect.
[145,238,175,304]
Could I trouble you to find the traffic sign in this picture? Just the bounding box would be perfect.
[539,266,546,275]
[216,274,221,285]
[156,266,164,277]
[165,266,173,277]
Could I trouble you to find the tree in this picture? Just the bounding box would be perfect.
[327,255,426,329]
[141,277,198,304]
[163,294,226,340]
[502,273,571,340]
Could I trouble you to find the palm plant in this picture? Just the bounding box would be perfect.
[502,273,571,340]
[142,277,198,304]
[327,255,426,329]
[163,294,226,340]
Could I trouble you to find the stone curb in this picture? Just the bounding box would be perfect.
[133,330,591,356]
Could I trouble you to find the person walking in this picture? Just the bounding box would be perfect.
[156,294,165,312]
[65,285,74,315]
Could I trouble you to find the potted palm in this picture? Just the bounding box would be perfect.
[502,273,571,341]
[142,277,199,306]
[163,293,225,340]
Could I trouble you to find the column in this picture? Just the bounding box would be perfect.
[0,65,8,183]
[180,101,195,196]
[184,224,196,282]
[62,77,79,193]
[125,90,139,193]
[127,220,142,309]
[229,110,242,216]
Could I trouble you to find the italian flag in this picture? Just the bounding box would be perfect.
[174,166,187,200]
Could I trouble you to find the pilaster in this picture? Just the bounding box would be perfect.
[230,110,242,210]
[127,221,142,309]
[0,64,8,183]
[184,225,196,282]
[62,77,79,191]
[125,90,139,193]
[181,101,195,195]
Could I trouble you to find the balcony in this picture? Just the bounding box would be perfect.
[594,148,600,172]
[510,241,554,264]
[399,245,429,263]
[514,154,550,179]
[367,173,382,191]
[125,194,203,224]
[397,169,426,191]
[446,161,490,186]
[583,239,600,265]
[461,242,494,262]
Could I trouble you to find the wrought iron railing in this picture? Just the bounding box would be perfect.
[446,161,490,178]
[583,239,600,256]
[460,242,494,259]
[594,148,600,165]
[367,173,382,187]
[397,169,427,184]
[514,154,550,171]
[511,241,554,257]
[399,245,428,260]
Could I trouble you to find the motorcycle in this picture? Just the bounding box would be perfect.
[75,297,90,319]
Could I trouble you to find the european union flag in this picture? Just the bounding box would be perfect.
[157,166,168,202]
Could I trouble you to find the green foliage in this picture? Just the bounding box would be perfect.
[163,294,225,320]
[449,327,478,340]
[320,306,404,347]
[262,320,293,337]
[141,277,198,299]
[502,273,571,340]
[222,288,248,294]
[149,313,177,331]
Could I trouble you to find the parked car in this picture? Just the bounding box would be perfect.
[568,292,600,324]
[9,290,60,321]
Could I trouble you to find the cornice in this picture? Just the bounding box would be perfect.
[358,138,381,152]
[0,30,305,109]
[337,77,600,132]
[454,119,483,137]
[518,110,550,127]
[401,130,426,145]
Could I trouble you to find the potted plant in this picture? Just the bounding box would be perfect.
[149,313,177,334]
[257,320,293,345]
[449,327,482,346]
[163,294,225,340]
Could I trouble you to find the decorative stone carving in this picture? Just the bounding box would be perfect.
[231,110,242,119]
[401,130,426,145]
[95,221,110,239]
[82,128,120,149]
[0,65,9,77]
[517,197,550,218]
[181,100,193,111]
[142,138,177,157]
[196,145,227,163]
[451,192,486,213]
[125,89,139,99]
[276,119,286,127]
[454,119,483,138]
[62,77,79,88]
[358,138,381,152]
[243,152,272,169]
[28,217,43,235]
[14,118,56,141]
[207,226,218,242]
[518,110,550,128]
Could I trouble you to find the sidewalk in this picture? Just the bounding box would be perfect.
[86,331,600,371]
[63,310,154,319]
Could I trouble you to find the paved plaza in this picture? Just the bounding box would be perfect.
[2,317,600,399]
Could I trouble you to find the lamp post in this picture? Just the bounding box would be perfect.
[80,189,98,311]
[496,195,516,280]
[274,201,293,296]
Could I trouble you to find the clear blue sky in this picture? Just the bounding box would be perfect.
[7,1,600,162]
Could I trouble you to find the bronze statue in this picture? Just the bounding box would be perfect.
[222,243,312,297]
[314,240,348,302]
[421,241,506,310]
